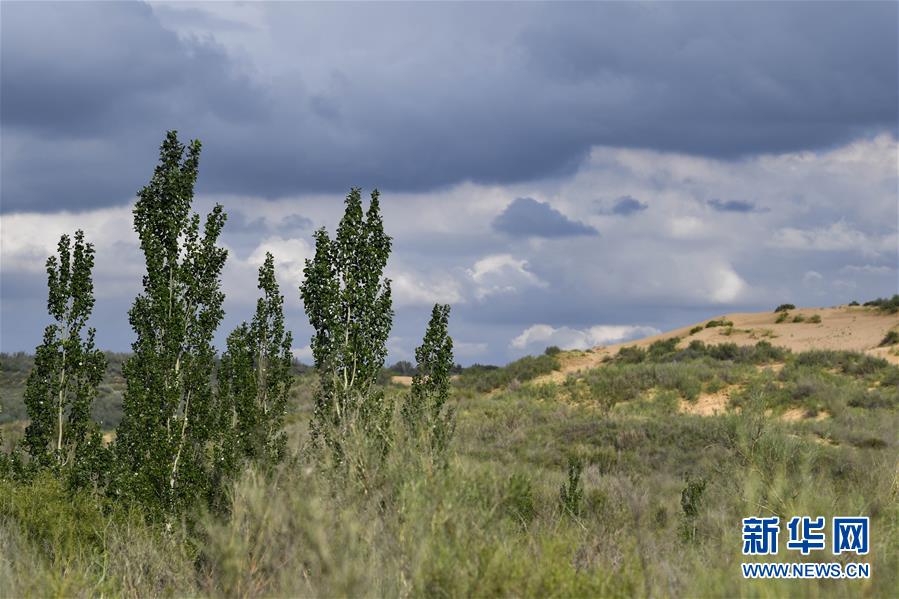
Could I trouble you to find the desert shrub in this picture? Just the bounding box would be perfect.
[808,314,822,324]
[775,311,789,323]
[774,303,796,312]
[688,326,703,335]
[544,346,562,356]
[615,345,646,364]
[792,314,806,322]
[880,330,899,347]
[558,457,584,517]
[704,319,733,328]
[502,473,536,524]
[455,354,559,393]
[848,300,860,306]
[647,337,680,360]
[864,294,899,313]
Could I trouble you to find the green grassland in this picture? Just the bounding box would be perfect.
[1,342,897,597]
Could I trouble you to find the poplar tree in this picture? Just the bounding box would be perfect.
[403,304,455,459]
[23,230,106,481]
[114,131,228,519]
[213,253,293,501]
[300,188,393,457]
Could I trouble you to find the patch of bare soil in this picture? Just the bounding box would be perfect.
[678,386,739,416]
[780,408,830,422]
[391,375,413,386]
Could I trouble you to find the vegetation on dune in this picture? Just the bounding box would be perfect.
[864,294,899,313]
[1,132,897,597]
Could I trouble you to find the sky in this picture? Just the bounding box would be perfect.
[1,1,897,365]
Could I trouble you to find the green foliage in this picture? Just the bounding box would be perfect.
[864,294,899,313]
[704,319,733,328]
[544,345,562,356]
[502,473,536,524]
[808,314,822,324]
[616,345,647,364]
[775,311,789,323]
[558,456,584,517]
[880,330,899,346]
[300,188,394,459]
[792,313,806,323]
[212,254,293,508]
[688,325,703,335]
[387,360,417,376]
[647,337,680,360]
[774,303,795,312]
[113,131,228,520]
[403,304,455,461]
[22,231,107,486]
[454,354,559,392]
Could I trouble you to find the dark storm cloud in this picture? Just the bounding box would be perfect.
[598,196,649,216]
[706,199,767,213]
[2,1,897,213]
[493,198,598,238]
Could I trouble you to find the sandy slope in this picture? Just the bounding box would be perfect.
[537,305,899,384]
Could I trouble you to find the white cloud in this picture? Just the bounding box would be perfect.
[769,221,893,255]
[390,271,464,307]
[510,323,660,351]
[453,340,488,358]
[708,264,747,303]
[840,264,895,275]
[292,345,313,362]
[467,254,546,300]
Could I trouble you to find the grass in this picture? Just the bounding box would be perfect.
[1,344,897,597]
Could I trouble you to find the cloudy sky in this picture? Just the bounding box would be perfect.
[2,1,897,365]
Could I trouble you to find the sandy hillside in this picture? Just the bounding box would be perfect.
[536,305,899,384]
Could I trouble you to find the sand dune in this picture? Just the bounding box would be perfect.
[538,305,899,383]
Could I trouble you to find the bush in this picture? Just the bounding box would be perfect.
[688,326,703,335]
[704,319,733,328]
[544,346,562,356]
[616,345,647,364]
[455,354,559,392]
[558,457,584,517]
[880,330,899,347]
[774,303,796,312]
[808,314,822,324]
[775,311,789,323]
[792,314,806,323]
[863,294,899,313]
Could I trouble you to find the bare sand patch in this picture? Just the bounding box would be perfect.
[781,408,830,422]
[391,375,413,386]
[678,386,738,416]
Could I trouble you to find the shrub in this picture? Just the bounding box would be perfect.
[704,319,733,328]
[544,346,562,356]
[880,330,899,347]
[848,300,860,306]
[558,457,584,517]
[616,345,647,364]
[503,473,536,524]
[775,312,789,323]
[792,314,806,323]
[688,326,703,335]
[774,303,796,312]
[863,294,899,313]
[808,314,822,324]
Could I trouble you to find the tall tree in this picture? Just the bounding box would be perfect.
[213,253,293,500]
[113,131,228,519]
[23,230,106,480]
[300,188,393,456]
[403,304,455,460]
